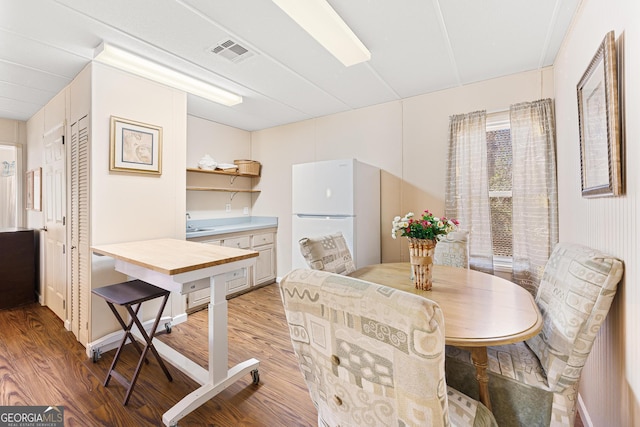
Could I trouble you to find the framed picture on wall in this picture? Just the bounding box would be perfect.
[110,116,163,175]
[577,30,622,197]
[25,170,33,210]
[33,167,42,211]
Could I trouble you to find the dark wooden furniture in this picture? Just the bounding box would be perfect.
[0,228,37,309]
[92,279,173,405]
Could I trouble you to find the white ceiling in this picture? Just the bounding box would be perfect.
[0,0,581,131]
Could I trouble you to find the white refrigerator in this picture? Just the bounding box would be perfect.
[291,158,380,270]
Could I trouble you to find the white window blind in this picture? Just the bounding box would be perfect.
[486,113,513,260]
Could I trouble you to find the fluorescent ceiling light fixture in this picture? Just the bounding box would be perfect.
[93,42,242,106]
[272,0,371,67]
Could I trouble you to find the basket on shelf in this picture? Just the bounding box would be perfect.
[234,159,261,176]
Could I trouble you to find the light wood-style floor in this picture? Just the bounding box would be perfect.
[0,283,317,426]
[0,281,586,427]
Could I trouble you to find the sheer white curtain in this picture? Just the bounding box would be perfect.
[445,111,494,274]
[510,99,558,295]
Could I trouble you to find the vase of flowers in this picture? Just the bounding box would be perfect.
[392,210,459,290]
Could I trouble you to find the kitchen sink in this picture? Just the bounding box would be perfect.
[187,226,216,232]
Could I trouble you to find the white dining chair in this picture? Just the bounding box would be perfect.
[280,268,498,427]
[298,232,356,275]
[434,230,469,268]
[445,242,623,427]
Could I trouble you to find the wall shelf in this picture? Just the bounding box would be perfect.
[186,186,260,193]
[186,167,260,201]
[186,168,259,178]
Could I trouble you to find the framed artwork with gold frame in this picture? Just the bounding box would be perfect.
[25,170,34,210]
[110,116,162,175]
[33,167,41,211]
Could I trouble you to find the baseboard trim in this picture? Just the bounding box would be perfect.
[577,393,594,427]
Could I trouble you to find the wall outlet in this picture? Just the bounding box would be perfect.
[225,203,231,212]
[243,207,249,215]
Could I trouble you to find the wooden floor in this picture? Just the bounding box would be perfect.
[0,281,588,427]
[0,283,317,426]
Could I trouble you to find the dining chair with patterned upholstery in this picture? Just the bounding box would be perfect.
[279,268,498,427]
[445,242,624,427]
[434,230,470,268]
[298,232,356,275]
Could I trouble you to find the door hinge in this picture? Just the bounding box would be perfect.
[63,244,65,254]
[63,300,66,310]
[62,135,65,145]
[86,322,89,330]
[63,216,66,226]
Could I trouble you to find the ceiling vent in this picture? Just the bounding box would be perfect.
[209,39,255,64]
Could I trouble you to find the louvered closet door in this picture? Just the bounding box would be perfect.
[70,115,90,345]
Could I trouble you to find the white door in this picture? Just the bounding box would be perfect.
[43,124,67,320]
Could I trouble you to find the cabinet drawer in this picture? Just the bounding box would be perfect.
[182,277,210,294]
[252,232,274,247]
[223,236,250,249]
[227,276,249,293]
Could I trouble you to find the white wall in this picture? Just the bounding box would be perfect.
[186,115,253,219]
[90,64,187,245]
[554,0,640,425]
[252,68,554,278]
[0,119,25,146]
[90,63,188,340]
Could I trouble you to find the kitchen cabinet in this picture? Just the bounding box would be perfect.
[186,227,277,312]
[221,235,251,295]
[252,232,276,286]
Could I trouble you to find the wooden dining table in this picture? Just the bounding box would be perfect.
[349,262,543,411]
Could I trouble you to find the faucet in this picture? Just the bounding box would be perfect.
[186,212,194,231]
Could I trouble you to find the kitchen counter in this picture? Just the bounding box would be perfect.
[186,216,278,239]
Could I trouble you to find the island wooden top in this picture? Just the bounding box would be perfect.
[349,262,543,347]
[91,238,258,276]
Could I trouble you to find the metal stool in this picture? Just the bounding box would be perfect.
[92,279,173,405]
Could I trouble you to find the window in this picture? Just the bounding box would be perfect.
[0,145,19,228]
[486,112,512,264]
[447,100,557,291]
